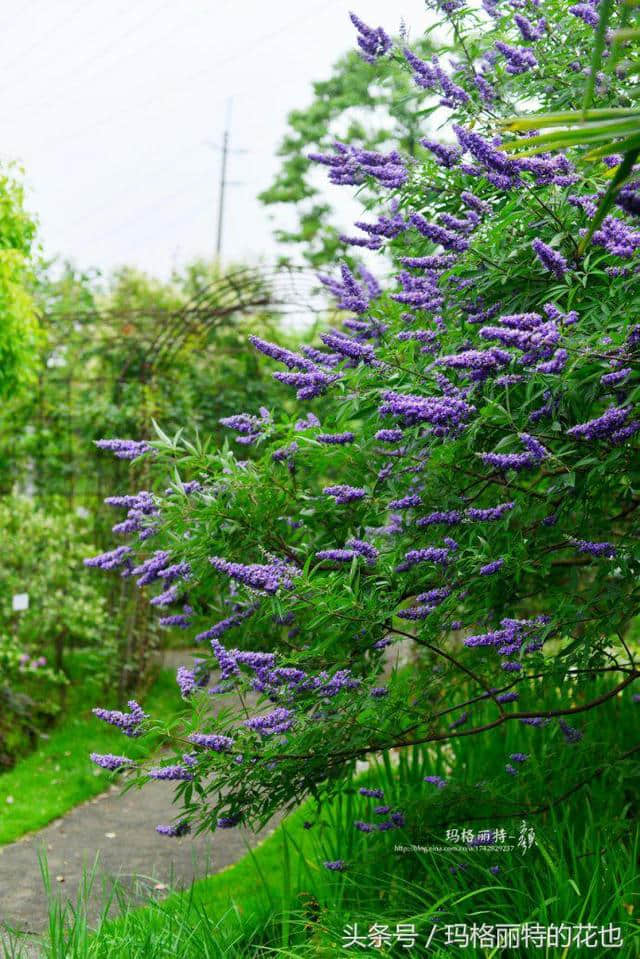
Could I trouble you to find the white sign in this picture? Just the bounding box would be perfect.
[12,593,29,611]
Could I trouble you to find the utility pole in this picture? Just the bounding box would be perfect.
[206,98,247,261]
[215,125,229,258]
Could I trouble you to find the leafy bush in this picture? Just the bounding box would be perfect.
[0,261,292,521]
[0,497,117,764]
[89,0,639,866]
[0,163,37,397]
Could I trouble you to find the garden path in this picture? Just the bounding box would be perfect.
[0,642,410,955]
[0,649,277,954]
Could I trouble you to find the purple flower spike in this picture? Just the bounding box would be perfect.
[573,539,616,558]
[424,775,447,788]
[156,821,190,837]
[532,238,568,278]
[90,753,135,771]
[495,41,538,75]
[323,859,347,871]
[323,485,367,504]
[148,765,194,781]
[92,700,147,738]
[349,12,391,62]
[359,787,384,799]
[95,438,152,460]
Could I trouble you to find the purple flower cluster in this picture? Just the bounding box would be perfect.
[379,390,475,432]
[90,753,135,771]
[391,270,446,312]
[346,537,379,564]
[480,433,548,471]
[396,545,451,572]
[349,12,391,63]
[309,142,407,189]
[424,775,447,788]
[569,3,600,28]
[495,41,537,74]
[359,787,384,798]
[354,209,406,240]
[398,585,452,620]
[403,49,469,106]
[148,764,194,781]
[421,138,461,169]
[316,548,357,564]
[210,556,298,594]
[601,367,631,388]
[84,545,131,571]
[388,494,422,510]
[532,238,568,278]
[176,662,209,698]
[93,700,147,738]
[323,485,367,504]
[316,432,355,445]
[129,551,171,586]
[320,330,377,365]
[156,821,190,837]
[244,707,294,735]
[95,438,152,460]
[272,441,299,464]
[453,125,520,190]
[417,510,461,527]
[479,311,560,361]
[108,490,159,539]
[195,605,258,643]
[437,347,511,381]
[188,732,234,752]
[464,617,550,674]
[409,213,470,253]
[467,502,514,521]
[375,428,404,443]
[248,336,341,400]
[590,216,640,259]
[573,539,616,558]
[567,405,632,441]
[514,13,546,40]
[220,408,271,446]
[559,719,583,744]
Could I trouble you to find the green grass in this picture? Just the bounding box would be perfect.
[0,669,183,845]
[8,675,638,958]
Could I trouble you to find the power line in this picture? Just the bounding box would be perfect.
[22,0,342,156]
[0,0,102,78]
[0,0,209,122]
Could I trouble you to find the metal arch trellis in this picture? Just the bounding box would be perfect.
[9,263,335,693]
[141,264,329,374]
[36,263,330,377]
[25,262,333,508]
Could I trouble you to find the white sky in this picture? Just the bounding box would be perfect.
[2,0,430,279]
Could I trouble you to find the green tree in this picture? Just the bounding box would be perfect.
[259,40,434,267]
[0,164,38,396]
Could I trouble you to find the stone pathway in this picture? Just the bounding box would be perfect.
[0,650,276,956]
[0,779,277,951]
[0,644,409,956]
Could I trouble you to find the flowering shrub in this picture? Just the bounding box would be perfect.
[90,0,640,845]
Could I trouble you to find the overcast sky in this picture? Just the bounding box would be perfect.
[2,1,430,279]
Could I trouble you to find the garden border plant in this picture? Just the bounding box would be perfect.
[84,0,640,896]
